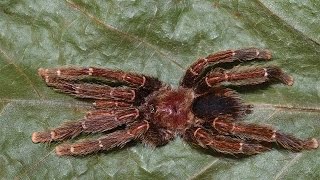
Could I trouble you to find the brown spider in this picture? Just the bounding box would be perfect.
[32,48,318,156]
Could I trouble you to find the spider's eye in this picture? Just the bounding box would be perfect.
[150,105,156,113]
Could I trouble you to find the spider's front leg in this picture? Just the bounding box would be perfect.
[44,78,137,102]
[195,66,293,93]
[211,116,319,151]
[56,120,149,156]
[181,48,271,88]
[39,67,163,106]
[32,108,140,143]
[39,67,162,90]
[184,127,269,155]
[93,99,133,109]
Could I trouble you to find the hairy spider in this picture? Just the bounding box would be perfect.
[32,48,318,156]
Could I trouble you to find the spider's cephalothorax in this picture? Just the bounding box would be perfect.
[32,48,318,156]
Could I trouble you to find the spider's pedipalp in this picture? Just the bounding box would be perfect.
[55,121,149,156]
[195,66,293,93]
[83,108,140,133]
[32,108,140,143]
[181,48,271,88]
[212,117,319,151]
[38,67,162,90]
[184,127,269,155]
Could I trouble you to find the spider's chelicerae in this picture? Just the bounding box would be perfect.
[32,48,318,156]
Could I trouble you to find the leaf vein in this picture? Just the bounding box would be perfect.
[253,103,320,113]
[273,153,302,180]
[0,47,44,99]
[255,0,320,47]
[188,159,219,180]
[65,0,185,70]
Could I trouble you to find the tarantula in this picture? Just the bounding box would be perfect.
[32,48,318,156]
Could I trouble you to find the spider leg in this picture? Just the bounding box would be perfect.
[32,108,140,143]
[93,99,133,109]
[181,48,271,88]
[195,66,293,93]
[43,77,137,102]
[38,67,162,90]
[140,125,174,147]
[55,120,149,156]
[184,127,269,155]
[211,116,319,151]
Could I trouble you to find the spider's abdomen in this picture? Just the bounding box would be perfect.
[192,88,248,120]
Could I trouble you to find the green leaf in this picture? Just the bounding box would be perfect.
[0,0,319,179]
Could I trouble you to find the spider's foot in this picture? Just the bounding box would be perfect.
[55,144,72,156]
[276,132,318,151]
[303,138,319,150]
[266,66,294,86]
[32,131,51,143]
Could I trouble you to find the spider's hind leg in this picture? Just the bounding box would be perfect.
[211,116,319,151]
[195,66,293,93]
[184,127,270,155]
[181,48,271,88]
